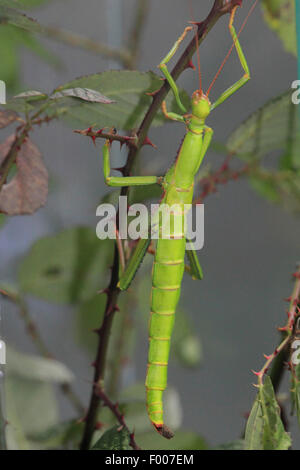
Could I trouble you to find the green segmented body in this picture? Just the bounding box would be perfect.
[146,123,205,434]
[102,5,251,438]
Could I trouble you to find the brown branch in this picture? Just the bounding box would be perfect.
[95,386,140,450]
[79,0,244,451]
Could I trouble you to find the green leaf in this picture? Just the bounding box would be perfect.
[227,91,300,165]
[215,440,245,450]
[249,175,280,203]
[6,346,74,383]
[291,362,300,429]
[0,214,6,229]
[227,90,300,211]
[15,0,51,8]
[18,227,113,304]
[28,420,85,450]
[5,378,58,448]
[138,430,208,451]
[0,5,45,33]
[92,425,131,450]
[5,71,189,130]
[0,1,24,9]
[0,26,20,90]
[172,309,202,368]
[4,346,68,449]
[49,71,190,131]
[75,294,106,352]
[245,377,291,450]
[261,0,296,56]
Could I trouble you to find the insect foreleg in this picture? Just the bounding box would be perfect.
[103,140,161,187]
[158,26,193,113]
[161,101,185,123]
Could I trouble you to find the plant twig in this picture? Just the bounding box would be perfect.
[253,266,300,387]
[80,0,244,451]
[41,26,133,68]
[0,289,85,415]
[95,386,140,450]
[127,0,151,69]
[73,128,138,148]
[195,154,248,203]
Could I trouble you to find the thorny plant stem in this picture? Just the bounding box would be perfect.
[73,128,138,148]
[95,386,140,450]
[0,290,85,415]
[80,0,244,451]
[254,266,300,387]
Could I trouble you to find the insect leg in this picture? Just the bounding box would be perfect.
[118,237,151,291]
[103,140,161,187]
[211,6,250,111]
[158,26,193,113]
[185,239,203,280]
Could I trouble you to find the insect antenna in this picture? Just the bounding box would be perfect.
[189,0,202,93]
[206,0,259,97]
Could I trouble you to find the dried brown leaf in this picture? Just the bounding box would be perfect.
[0,109,18,129]
[0,135,48,215]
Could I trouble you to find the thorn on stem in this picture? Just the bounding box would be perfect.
[146,89,160,99]
[142,136,157,149]
[263,354,272,360]
[97,288,109,295]
[92,327,102,335]
[251,370,261,377]
[278,326,288,332]
[113,166,127,175]
[185,59,195,71]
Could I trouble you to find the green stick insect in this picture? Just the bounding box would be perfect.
[101,3,256,438]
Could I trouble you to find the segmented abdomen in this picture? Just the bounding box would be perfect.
[146,229,186,431]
